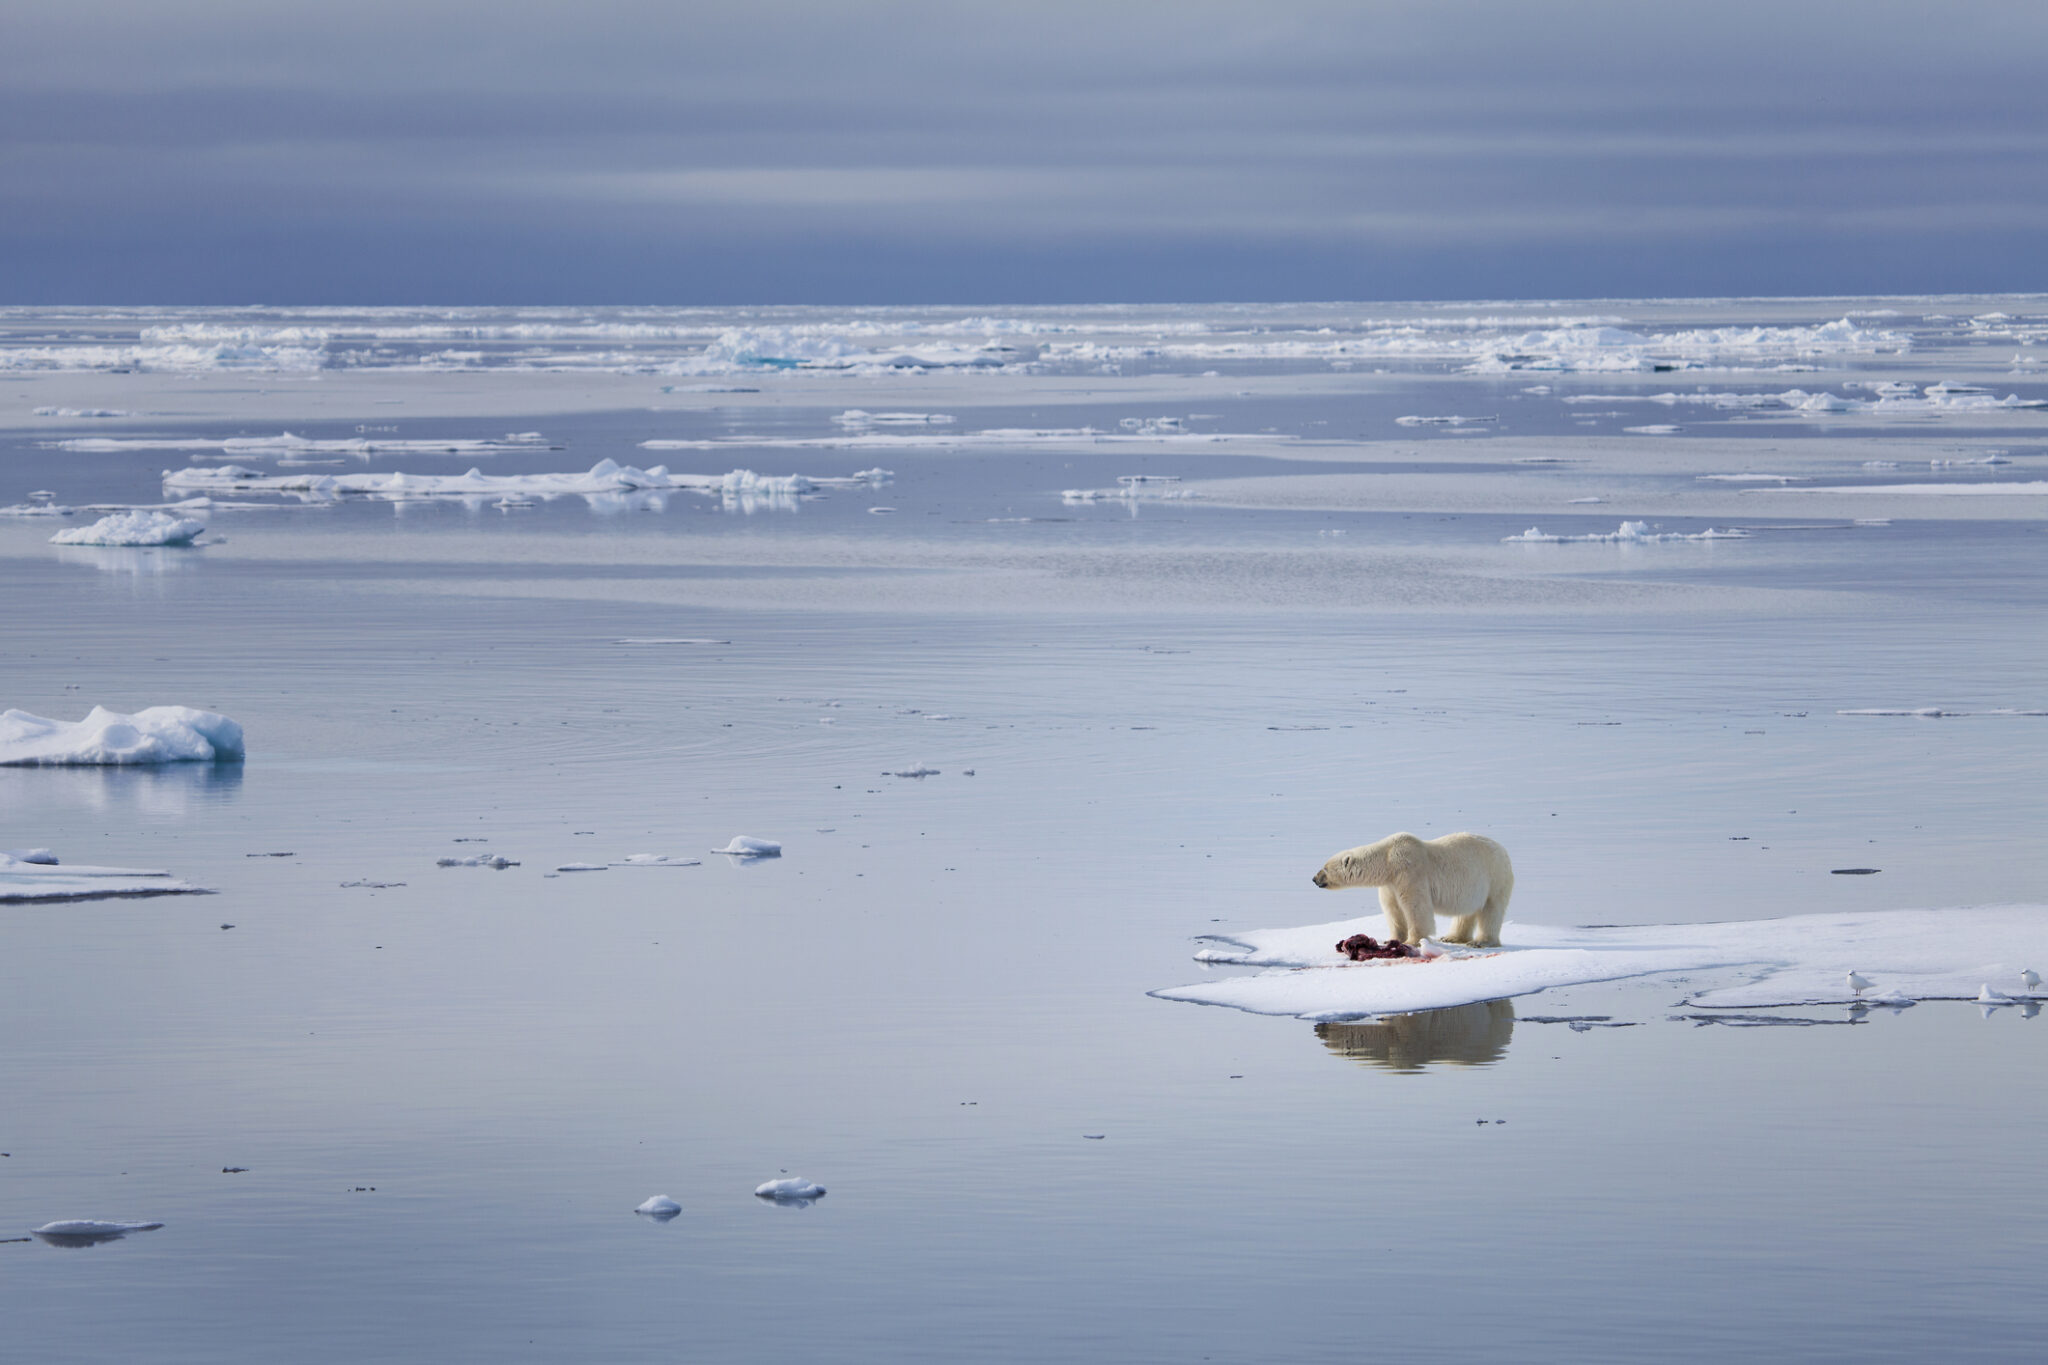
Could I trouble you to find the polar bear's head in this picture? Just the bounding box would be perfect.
[1312,833,1419,889]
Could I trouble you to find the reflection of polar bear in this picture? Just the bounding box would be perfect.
[1312,832,1513,947]
[1315,1000,1516,1071]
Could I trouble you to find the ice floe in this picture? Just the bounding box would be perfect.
[611,854,701,867]
[834,410,954,426]
[54,432,554,455]
[33,407,128,417]
[0,502,75,517]
[712,837,781,858]
[1836,708,2047,718]
[1152,905,2048,1019]
[635,1196,681,1219]
[31,1220,163,1245]
[0,851,208,902]
[639,426,1264,451]
[1764,481,2048,497]
[1396,414,1498,427]
[0,706,244,766]
[1503,521,1747,543]
[437,853,519,868]
[754,1178,825,1201]
[49,511,206,547]
[1563,384,2045,417]
[161,460,892,505]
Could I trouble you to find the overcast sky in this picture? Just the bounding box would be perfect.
[6,1,2046,304]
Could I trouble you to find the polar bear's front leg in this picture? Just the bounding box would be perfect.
[1380,887,1435,943]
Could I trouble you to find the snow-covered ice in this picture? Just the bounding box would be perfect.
[162,460,891,504]
[438,854,519,869]
[712,837,781,857]
[556,863,608,872]
[1503,521,1747,543]
[0,706,244,766]
[635,1196,681,1219]
[49,511,205,547]
[54,432,554,455]
[1152,905,2048,1019]
[755,1178,825,1201]
[31,1220,163,1240]
[0,851,207,902]
[1836,707,2047,718]
[611,855,702,867]
[1766,482,2048,497]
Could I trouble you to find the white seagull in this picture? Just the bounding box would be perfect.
[2021,968,2041,994]
[1845,971,1873,995]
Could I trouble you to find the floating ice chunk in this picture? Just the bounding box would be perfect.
[50,511,205,547]
[1566,497,1604,504]
[1155,905,2048,1018]
[555,862,608,872]
[33,407,128,417]
[1,851,205,902]
[1062,484,1195,502]
[1624,425,1682,434]
[0,706,244,766]
[162,460,888,504]
[887,765,939,778]
[635,1196,682,1218]
[614,638,731,646]
[1,502,75,517]
[1697,474,1805,483]
[437,854,519,869]
[1836,708,2046,718]
[611,854,702,867]
[1503,521,1747,543]
[1396,414,1498,427]
[712,837,781,857]
[1978,985,2016,1005]
[834,410,955,425]
[1768,481,2048,497]
[755,1178,825,1201]
[32,1220,163,1244]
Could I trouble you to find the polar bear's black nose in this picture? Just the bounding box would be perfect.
[1312,870,1327,888]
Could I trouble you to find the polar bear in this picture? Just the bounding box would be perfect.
[1312,832,1513,948]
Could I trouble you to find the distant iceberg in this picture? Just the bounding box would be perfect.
[1503,521,1746,543]
[0,706,244,766]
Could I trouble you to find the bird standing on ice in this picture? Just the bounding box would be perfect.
[1846,971,1872,995]
[2022,968,2041,994]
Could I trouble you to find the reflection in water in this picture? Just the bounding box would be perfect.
[52,545,204,575]
[0,761,243,821]
[32,1220,164,1248]
[1315,999,1515,1072]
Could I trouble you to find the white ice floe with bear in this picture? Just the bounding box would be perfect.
[1154,905,2048,1020]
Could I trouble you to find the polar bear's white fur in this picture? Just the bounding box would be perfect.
[1312,832,1514,947]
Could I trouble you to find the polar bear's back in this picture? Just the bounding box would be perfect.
[1413,831,1513,915]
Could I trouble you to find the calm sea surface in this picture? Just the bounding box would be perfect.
[3,298,2045,1362]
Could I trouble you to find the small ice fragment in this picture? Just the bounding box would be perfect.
[1831,867,1881,875]
[712,837,781,857]
[867,507,897,514]
[437,854,519,869]
[755,1178,825,1200]
[635,1196,682,1218]
[1978,985,2015,1005]
[887,766,939,778]
[1567,497,1604,504]
[2,848,59,864]
[555,862,608,872]
[611,854,702,867]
